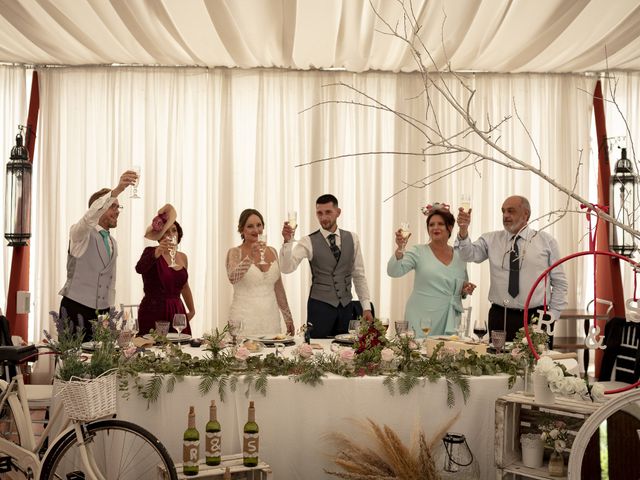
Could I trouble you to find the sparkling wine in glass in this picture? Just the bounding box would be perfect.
[288,210,298,239]
[420,318,432,337]
[460,193,471,213]
[173,313,187,339]
[257,233,267,265]
[399,222,410,252]
[131,165,141,199]
[168,235,178,268]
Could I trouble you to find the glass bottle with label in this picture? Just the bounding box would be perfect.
[243,401,259,467]
[183,406,200,475]
[205,399,222,466]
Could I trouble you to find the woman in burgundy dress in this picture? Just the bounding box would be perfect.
[136,204,195,335]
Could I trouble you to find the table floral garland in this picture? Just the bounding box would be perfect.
[46,313,601,408]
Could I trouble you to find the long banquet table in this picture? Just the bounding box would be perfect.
[115,340,522,479]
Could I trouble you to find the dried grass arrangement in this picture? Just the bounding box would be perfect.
[325,415,458,479]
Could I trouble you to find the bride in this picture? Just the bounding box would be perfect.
[226,209,295,336]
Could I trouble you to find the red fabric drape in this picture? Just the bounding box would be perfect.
[6,71,38,340]
[593,80,625,377]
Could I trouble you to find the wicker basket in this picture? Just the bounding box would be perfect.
[54,371,117,421]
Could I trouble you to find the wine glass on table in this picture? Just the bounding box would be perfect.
[125,309,139,347]
[348,320,360,339]
[168,235,178,268]
[399,222,410,252]
[287,210,298,240]
[420,318,432,338]
[130,165,141,199]
[173,313,187,347]
[257,233,268,265]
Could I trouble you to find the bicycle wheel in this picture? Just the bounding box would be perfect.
[41,419,177,480]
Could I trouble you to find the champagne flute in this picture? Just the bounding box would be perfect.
[399,222,410,252]
[168,235,178,268]
[257,233,267,265]
[131,165,141,199]
[287,210,298,240]
[460,193,471,213]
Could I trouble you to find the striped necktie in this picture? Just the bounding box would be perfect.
[508,235,520,297]
[328,233,341,262]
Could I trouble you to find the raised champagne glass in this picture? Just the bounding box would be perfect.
[399,222,410,252]
[131,165,141,199]
[288,210,298,240]
[460,193,471,213]
[168,235,178,268]
[257,233,267,265]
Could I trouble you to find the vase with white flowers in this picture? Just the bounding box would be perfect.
[539,420,569,476]
[533,356,606,403]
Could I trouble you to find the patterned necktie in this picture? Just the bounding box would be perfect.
[99,230,111,259]
[508,235,520,297]
[328,233,341,262]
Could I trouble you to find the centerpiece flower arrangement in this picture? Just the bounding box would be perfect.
[511,323,549,366]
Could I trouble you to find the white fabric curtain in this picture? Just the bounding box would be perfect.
[32,67,595,340]
[0,65,27,314]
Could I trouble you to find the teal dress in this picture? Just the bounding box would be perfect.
[387,244,468,338]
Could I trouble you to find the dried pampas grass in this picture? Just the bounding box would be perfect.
[325,414,458,480]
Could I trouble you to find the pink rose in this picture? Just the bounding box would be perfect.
[339,348,355,362]
[381,348,395,362]
[235,346,250,361]
[124,345,137,358]
[297,343,314,359]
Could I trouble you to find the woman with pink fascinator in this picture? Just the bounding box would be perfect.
[136,204,195,335]
[387,203,475,338]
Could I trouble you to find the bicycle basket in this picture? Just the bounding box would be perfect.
[54,371,117,421]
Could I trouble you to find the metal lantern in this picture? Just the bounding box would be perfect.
[4,126,32,246]
[609,148,638,257]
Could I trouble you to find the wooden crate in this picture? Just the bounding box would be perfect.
[167,453,273,480]
[495,392,601,480]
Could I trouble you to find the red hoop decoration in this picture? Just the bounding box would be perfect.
[523,249,640,395]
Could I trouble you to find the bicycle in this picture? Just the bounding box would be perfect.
[0,344,178,480]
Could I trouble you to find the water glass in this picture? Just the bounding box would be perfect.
[491,330,507,353]
[395,320,409,336]
[348,319,360,337]
[155,321,170,337]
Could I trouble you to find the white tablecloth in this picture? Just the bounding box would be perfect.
[116,341,521,479]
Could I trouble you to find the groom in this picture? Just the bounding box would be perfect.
[280,194,373,338]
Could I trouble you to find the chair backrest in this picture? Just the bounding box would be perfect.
[0,315,17,380]
[119,304,140,320]
[600,317,640,383]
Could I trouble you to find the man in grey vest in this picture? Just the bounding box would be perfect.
[280,194,373,338]
[59,170,137,340]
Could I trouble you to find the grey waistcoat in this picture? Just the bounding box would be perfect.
[59,229,117,309]
[309,229,354,307]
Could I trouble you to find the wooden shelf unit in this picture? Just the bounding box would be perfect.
[495,392,601,480]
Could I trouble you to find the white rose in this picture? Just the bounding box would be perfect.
[590,383,606,401]
[535,356,555,374]
[554,439,566,452]
[549,429,559,439]
[545,366,564,383]
[572,377,588,396]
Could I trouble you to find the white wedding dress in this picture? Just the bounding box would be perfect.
[227,247,291,336]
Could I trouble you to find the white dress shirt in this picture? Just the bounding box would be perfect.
[280,227,371,311]
[68,192,115,258]
[455,225,568,319]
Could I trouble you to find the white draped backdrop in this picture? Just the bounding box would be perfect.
[0,65,639,341]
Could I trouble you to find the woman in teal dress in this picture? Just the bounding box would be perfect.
[387,205,476,337]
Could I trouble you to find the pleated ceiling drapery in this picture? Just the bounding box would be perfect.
[0,0,639,72]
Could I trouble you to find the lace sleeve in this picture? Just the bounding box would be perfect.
[273,248,294,327]
[226,247,252,284]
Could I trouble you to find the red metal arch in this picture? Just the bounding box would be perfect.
[523,250,640,394]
